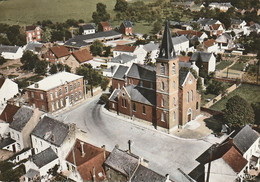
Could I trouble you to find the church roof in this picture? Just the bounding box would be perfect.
[158,20,176,60]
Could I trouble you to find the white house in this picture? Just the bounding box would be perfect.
[203,39,219,53]
[197,18,222,31]
[143,42,160,63]
[172,35,190,55]
[82,24,95,35]
[215,33,235,52]
[9,107,42,152]
[0,45,23,60]
[209,2,233,12]
[108,54,138,68]
[190,52,216,73]
[0,78,19,113]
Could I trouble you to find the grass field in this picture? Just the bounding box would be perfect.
[230,62,245,71]
[0,0,156,25]
[216,60,233,70]
[210,84,260,111]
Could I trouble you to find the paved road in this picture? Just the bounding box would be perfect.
[56,96,225,181]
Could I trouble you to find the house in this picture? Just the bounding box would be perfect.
[0,78,19,113]
[176,30,208,43]
[26,72,84,113]
[44,45,71,63]
[208,2,233,12]
[250,23,260,34]
[103,65,118,77]
[178,56,199,74]
[82,24,95,35]
[25,26,42,43]
[143,42,160,63]
[190,52,216,73]
[108,54,137,68]
[0,104,20,139]
[231,19,247,29]
[64,139,110,182]
[171,35,190,55]
[0,45,23,59]
[24,42,44,54]
[98,22,113,32]
[31,116,77,172]
[65,30,122,50]
[113,44,147,64]
[9,107,43,152]
[109,21,201,131]
[209,23,225,36]
[24,147,59,181]
[204,146,247,182]
[237,9,246,15]
[215,33,235,52]
[120,20,133,35]
[197,18,222,31]
[202,39,218,53]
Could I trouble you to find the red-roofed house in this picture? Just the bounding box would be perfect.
[98,22,113,32]
[64,139,110,182]
[175,30,208,43]
[203,39,218,53]
[26,26,42,43]
[44,46,71,63]
[72,49,93,64]
[209,24,225,36]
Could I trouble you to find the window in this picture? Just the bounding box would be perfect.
[173,81,176,89]
[74,83,77,89]
[161,82,165,91]
[50,93,54,100]
[65,87,68,93]
[70,84,73,91]
[124,99,127,108]
[172,63,176,75]
[140,81,143,87]
[160,63,165,75]
[59,89,62,96]
[56,100,59,109]
[40,94,44,100]
[142,105,146,114]
[161,112,165,122]
[187,92,190,103]
[133,103,136,112]
[78,81,81,88]
[55,91,58,98]
[52,102,55,111]
[196,102,199,110]
[191,90,193,101]
[79,91,82,99]
[121,98,124,107]
[112,103,115,109]
[60,99,64,107]
[31,92,34,98]
[75,92,78,100]
[173,111,176,120]
[71,94,74,103]
[173,97,175,106]
[162,98,165,107]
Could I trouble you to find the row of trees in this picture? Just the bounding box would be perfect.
[0,24,26,46]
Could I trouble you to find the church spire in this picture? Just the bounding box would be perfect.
[158,20,176,60]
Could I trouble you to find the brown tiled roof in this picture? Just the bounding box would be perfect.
[178,56,190,62]
[73,49,93,63]
[222,146,247,173]
[114,45,136,53]
[210,24,225,30]
[66,139,110,181]
[176,30,204,37]
[0,78,5,89]
[100,21,111,28]
[50,46,71,58]
[203,39,215,48]
[0,104,20,123]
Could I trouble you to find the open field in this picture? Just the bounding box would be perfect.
[0,0,156,25]
[229,62,245,71]
[216,60,233,70]
[210,84,260,111]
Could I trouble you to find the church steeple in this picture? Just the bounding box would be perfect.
[158,20,176,60]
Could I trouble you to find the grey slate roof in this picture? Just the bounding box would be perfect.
[9,107,34,132]
[0,45,19,54]
[143,42,159,52]
[127,63,156,82]
[104,147,139,177]
[172,35,189,45]
[111,54,137,64]
[233,125,259,154]
[125,85,156,106]
[158,20,176,59]
[179,69,189,86]
[109,89,120,102]
[32,147,58,168]
[0,138,15,149]
[131,165,166,182]
[82,24,95,30]
[197,18,218,26]
[31,116,69,147]
[122,21,133,28]
[113,65,129,80]
[190,52,213,63]
[65,30,122,48]
[24,42,43,52]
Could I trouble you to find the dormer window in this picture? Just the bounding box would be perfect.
[161,63,165,75]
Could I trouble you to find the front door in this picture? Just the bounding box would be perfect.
[65,96,69,107]
[188,114,192,122]
[12,144,16,153]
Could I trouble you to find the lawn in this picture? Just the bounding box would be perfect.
[210,84,260,111]
[201,93,217,106]
[216,60,233,70]
[0,0,157,25]
[229,62,245,71]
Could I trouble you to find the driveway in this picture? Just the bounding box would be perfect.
[55,96,227,181]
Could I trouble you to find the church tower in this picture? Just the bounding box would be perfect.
[156,20,179,132]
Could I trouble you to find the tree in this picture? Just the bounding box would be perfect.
[49,64,58,75]
[114,0,128,12]
[21,51,39,71]
[35,60,47,75]
[0,56,7,66]
[206,79,226,95]
[152,20,162,34]
[252,102,260,126]
[92,3,110,24]
[90,40,104,56]
[144,52,154,66]
[223,95,255,129]
[101,77,110,91]
[42,28,52,42]
[103,46,111,57]
[197,77,203,93]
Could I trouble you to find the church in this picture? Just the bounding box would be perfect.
[109,21,201,132]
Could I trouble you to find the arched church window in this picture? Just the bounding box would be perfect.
[161,63,165,75]
[161,82,165,91]
[172,63,176,75]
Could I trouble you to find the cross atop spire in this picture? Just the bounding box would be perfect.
[158,20,176,60]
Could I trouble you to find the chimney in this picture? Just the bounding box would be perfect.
[102,145,106,160]
[80,141,85,157]
[128,140,132,153]
[165,174,170,182]
[93,167,96,182]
